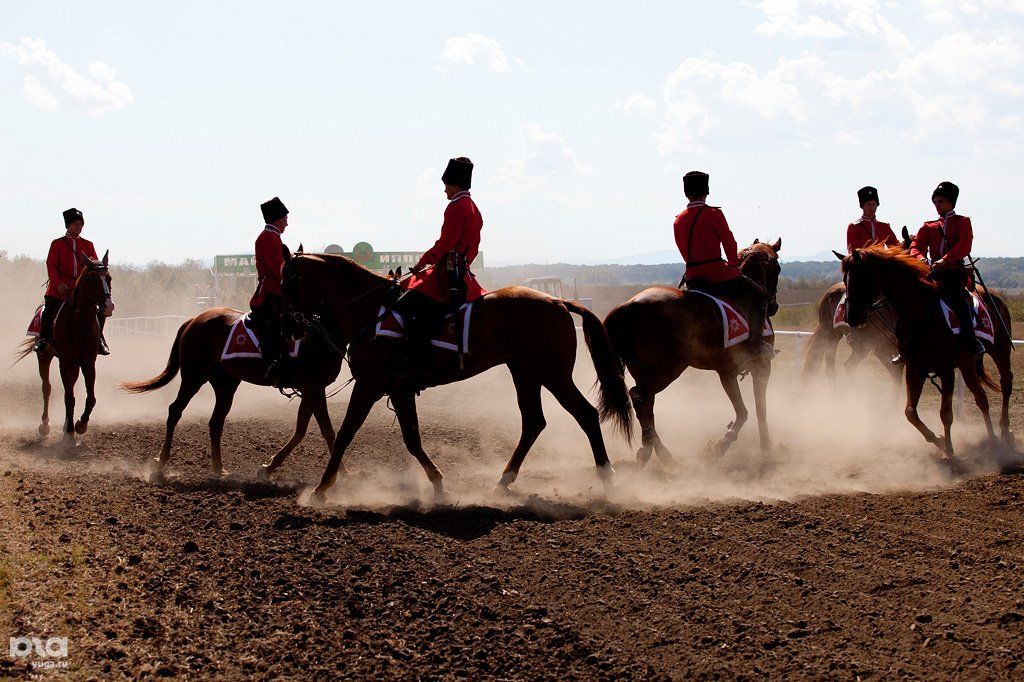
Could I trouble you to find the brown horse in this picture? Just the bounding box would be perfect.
[279,252,632,500]
[802,227,913,393]
[838,244,1014,458]
[120,306,344,479]
[604,240,782,465]
[14,252,114,446]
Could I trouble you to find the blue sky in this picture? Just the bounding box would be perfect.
[2,0,1023,265]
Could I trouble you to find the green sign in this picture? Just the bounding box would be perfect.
[215,254,258,275]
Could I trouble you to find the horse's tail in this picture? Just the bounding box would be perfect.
[10,338,36,366]
[800,292,838,379]
[977,355,1002,393]
[119,321,187,393]
[563,300,633,444]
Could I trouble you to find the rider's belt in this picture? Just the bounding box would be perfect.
[686,257,725,267]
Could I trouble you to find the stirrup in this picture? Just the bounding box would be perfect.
[890,353,904,365]
[750,342,777,362]
[98,341,110,356]
[971,339,986,358]
[33,338,50,353]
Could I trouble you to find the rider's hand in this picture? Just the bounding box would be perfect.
[411,263,426,275]
[57,283,70,296]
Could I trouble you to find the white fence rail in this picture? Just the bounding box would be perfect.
[105,315,190,340]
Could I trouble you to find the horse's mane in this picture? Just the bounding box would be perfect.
[295,253,388,280]
[738,242,778,267]
[846,244,934,286]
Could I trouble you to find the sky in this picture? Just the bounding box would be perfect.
[1,0,1023,266]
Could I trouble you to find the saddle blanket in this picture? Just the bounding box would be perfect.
[26,305,44,337]
[375,303,474,353]
[221,318,301,361]
[833,293,849,329]
[687,290,773,348]
[941,291,995,344]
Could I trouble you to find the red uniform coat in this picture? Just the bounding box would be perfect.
[45,235,98,299]
[249,225,286,309]
[673,201,740,284]
[405,191,485,302]
[846,217,898,253]
[909,211,973,263]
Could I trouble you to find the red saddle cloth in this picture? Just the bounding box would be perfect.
[375,303,474,353]
[221,318,301,361]
[833,294,849,329]
[403,266,486,304]
[941,291,995,344]
[26,305,44,337]
[687,291,773,348]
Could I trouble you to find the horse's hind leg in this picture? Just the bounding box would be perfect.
[496,367,546,492]
[630,384,673,467]
[903,367,945,453]
[390,390,444,498]
[259,391,323,480]
[75,360,97,435]
[544,378,614,486]
[960,361,995,440]
[992,348,1014,444]
[38,354,52,437]
[751,361,772,451]
[152,374,206,477]
[313,381,381,498]
[59,361,80,447]
[713,371,748,456]
[208,372,241,476]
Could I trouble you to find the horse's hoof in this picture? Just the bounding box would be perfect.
[210,468,230,479]
[256,465,273,482]
[38,422,50,437]
[309,488,329,507]
[74,420,88,435]
[636,447,653,467]
[492,485,514,498]
[146,460,166,483]
[496,471,517,491]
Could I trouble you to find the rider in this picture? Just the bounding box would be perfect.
[395,156,484,376]
[35,208,108,355]
[250,196,291,383]
[909,181,984,357]
[847,186,898,253]
[674,171,775,362]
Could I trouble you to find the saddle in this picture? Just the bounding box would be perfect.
[940,290,995,344]
[222,318,301,361]
[375,303,475,354]
[26,305,45,337]
[686,291,773,348]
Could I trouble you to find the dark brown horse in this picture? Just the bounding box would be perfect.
[120,306,344,479]
[280,252,632,500]
[838,244,1014,458]
[604,240,782,464]
[14,252,113,446]
[802,227,913,393]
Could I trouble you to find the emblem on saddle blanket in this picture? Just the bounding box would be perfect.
[941,291,995,344]
[375,303,474,353]
[221,319,301,361]
[686,290,773,348]
[26,305,44,337]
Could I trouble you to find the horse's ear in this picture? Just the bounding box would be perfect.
[396,266,403,278]
[297,243,304,255]
[832,250,846,261]
[901,225,910,240]
[387,269,394,278]
[101,250,109,267]
[770,238,782,253]
[753,238,760,245]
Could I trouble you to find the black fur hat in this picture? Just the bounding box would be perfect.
[260,197,288,224]
[683,171,710,198]
[63,208,83,227]
[441,157,473,190]
[932,181,959,207]
[857,186,879,207]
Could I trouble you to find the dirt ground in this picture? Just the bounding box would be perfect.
[2,333,1024,679]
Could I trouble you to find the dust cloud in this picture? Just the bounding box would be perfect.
[1,275,1016,513]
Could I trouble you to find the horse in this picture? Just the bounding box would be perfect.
[279,251,632,500]
[604,240,782,465]
[120,304,344,479]
[801,227,913,394]
[14,252,114,446]
[837,244,1014,458]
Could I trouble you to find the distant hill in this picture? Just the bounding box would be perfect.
[480,257,1024,292]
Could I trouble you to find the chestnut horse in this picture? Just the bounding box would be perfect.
[14,252,114,446]
[120,307,343,478]
[839,244,1014,459]
[604,240,782,464]
[278,252,632,500]
[802,227,913,394]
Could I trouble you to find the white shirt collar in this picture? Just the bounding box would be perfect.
[687,200,705,208]
[449,190,471,203]
[264,224,281,234]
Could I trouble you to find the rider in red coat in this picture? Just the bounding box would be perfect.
[847,186,898,253]
[396,156,484,376]
[909,181,983,356]
[675,171,775,361]
[35,208,107,354]
[250,197,291,381]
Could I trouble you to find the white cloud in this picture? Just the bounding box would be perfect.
[488,124,590,200]
[616,93,657,116]
[751,0,911,50]
[0,37,133,114]
[437,33,512,72]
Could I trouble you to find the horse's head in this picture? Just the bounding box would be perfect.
[739,238,782,316]
[74,250,114,318]
[834,244,929,327]
[900,225,914,251]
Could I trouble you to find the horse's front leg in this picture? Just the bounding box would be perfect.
[390,390,444,499]
[711,371,747,456]
[751,360,772,451]
[259,392,315,480]
[904,367,942,449]
[59,361,80,447]
[938,368,956,459]
[313,381,381,501]
[75,360,97,435]
[38,353,52,437]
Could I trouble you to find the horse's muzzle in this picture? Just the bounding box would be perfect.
[103,299,115,317]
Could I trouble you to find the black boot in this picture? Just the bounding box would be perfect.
[33,336,50,354]
[745,307,777,362]
[956,296,985,358]
[98,336,110,356]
